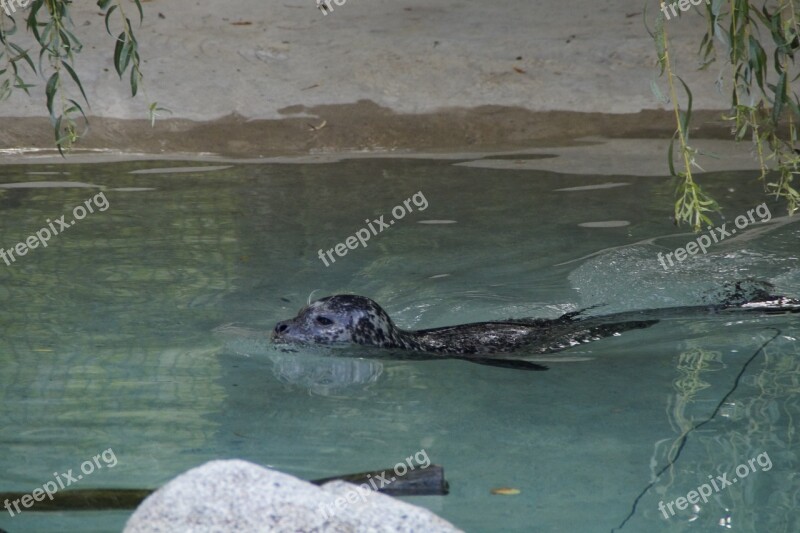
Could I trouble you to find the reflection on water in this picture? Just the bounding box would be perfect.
[268,353,384,397]
[614,331,800,532]
[213,324,384,396]
[0,159,798,532]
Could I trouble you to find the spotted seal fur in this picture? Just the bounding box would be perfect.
[273,283,800,371]
[273,295,657,355]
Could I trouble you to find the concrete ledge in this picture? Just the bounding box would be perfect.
[0,105,734,161]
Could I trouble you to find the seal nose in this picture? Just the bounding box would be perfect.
[274,321,290,336]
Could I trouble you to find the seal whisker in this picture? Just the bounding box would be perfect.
[307,289,323,306]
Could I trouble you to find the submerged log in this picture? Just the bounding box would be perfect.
[0,464,448,511]
[312,464,449,496]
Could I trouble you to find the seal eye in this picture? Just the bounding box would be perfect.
[316,316,334,326]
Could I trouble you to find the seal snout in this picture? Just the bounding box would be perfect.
[272,320,292,339]
[271,295,391,347]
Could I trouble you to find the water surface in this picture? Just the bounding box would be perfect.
[0,157,798,532]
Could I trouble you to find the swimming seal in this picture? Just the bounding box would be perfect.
[272,282,800,371]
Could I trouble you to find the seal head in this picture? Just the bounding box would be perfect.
[273,295,417,349]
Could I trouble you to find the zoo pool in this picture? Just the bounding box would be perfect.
[0,155,798,532]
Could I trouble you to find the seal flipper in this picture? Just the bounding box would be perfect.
[556,303,607,322]
[464,358,548,371]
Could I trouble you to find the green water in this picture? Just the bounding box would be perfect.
[0,157,798,532]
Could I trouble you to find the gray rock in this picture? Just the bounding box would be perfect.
[123,459,461,533]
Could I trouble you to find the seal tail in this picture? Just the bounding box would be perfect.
[731,296,800,314]
[707,279,800,312]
